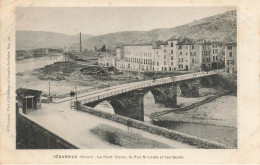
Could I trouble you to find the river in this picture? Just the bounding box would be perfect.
[95,97,237,148]
[16,55,64,73]
[152,120,237,147]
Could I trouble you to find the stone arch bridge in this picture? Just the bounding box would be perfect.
[76,70,222,121]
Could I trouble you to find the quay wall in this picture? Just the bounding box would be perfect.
[76,102,232,149]
[16,111,78,149]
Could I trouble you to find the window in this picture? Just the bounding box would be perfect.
[164,55,166,59]
[171,56,173,60]
[180,51,182,55]
[216,56,218,60]
[171,43,173,47]
[171,50,173,54]
[164,61,166,65]
[215,49,218,53]
[192,59,195,63]
[171,62,173,66]
[157,62,159,66]
[192,45,194,49]
[164,49,166,53]
[228,46,232,50]
[178,46,182,49]
[186,53,187,55]
[213,49,215,54]
[228,60,234,65]
[179,64,183,69]
[229,52,233,57]
[179,58,183,62]
[213,56,215,61]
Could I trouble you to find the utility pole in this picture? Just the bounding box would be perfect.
[48,81,50,96]
[75,86,77,101]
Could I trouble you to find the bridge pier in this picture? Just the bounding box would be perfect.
[178,79,200,97]
[151,84,177,108]
[110,89,145,121]
[189,83,200,97]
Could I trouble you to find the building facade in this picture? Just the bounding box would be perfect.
[107,38,236,74]
[124,44,154,71]
[225,43,237,74]
[98,53,116,67]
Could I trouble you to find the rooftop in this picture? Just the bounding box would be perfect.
[16,88,42,97]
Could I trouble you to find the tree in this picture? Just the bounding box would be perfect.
[99,44,106,52]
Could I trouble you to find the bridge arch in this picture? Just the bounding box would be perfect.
[109,99,128,116]
[149,89,165,104]
[92,100,115,114]
[178,82,191,96]
[86,99,128,116]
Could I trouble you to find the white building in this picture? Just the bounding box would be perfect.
[98,53,116,67]
[109,38,236,73]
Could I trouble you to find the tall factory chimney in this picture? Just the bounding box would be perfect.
[80,32,82,52]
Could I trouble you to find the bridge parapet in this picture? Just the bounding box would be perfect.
[80,70,222,105]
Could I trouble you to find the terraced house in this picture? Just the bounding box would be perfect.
[224,42,237,74]
[113,38,236,74]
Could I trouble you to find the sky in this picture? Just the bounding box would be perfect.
[16,7,235,36]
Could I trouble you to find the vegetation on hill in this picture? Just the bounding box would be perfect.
[83,10,236,49]
[16,10,236,51]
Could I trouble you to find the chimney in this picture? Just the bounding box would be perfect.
[80,32,82,53]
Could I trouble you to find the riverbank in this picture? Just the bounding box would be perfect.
[151,95,237,128]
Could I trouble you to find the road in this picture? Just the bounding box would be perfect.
[26,101,196,149]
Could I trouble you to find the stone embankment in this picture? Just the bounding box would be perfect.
[75,102,233,149]
[16,111,78,149]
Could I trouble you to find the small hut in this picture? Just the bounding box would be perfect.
[16,88,42,114]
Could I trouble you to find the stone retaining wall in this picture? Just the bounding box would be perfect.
[16,112,78,149]
[76,102,232,149]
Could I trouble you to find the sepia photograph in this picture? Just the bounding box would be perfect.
[15,7,238,149]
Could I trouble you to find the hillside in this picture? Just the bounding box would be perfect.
[16,31,93,50]
[16,10,236,50]
[83,10,236,49]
